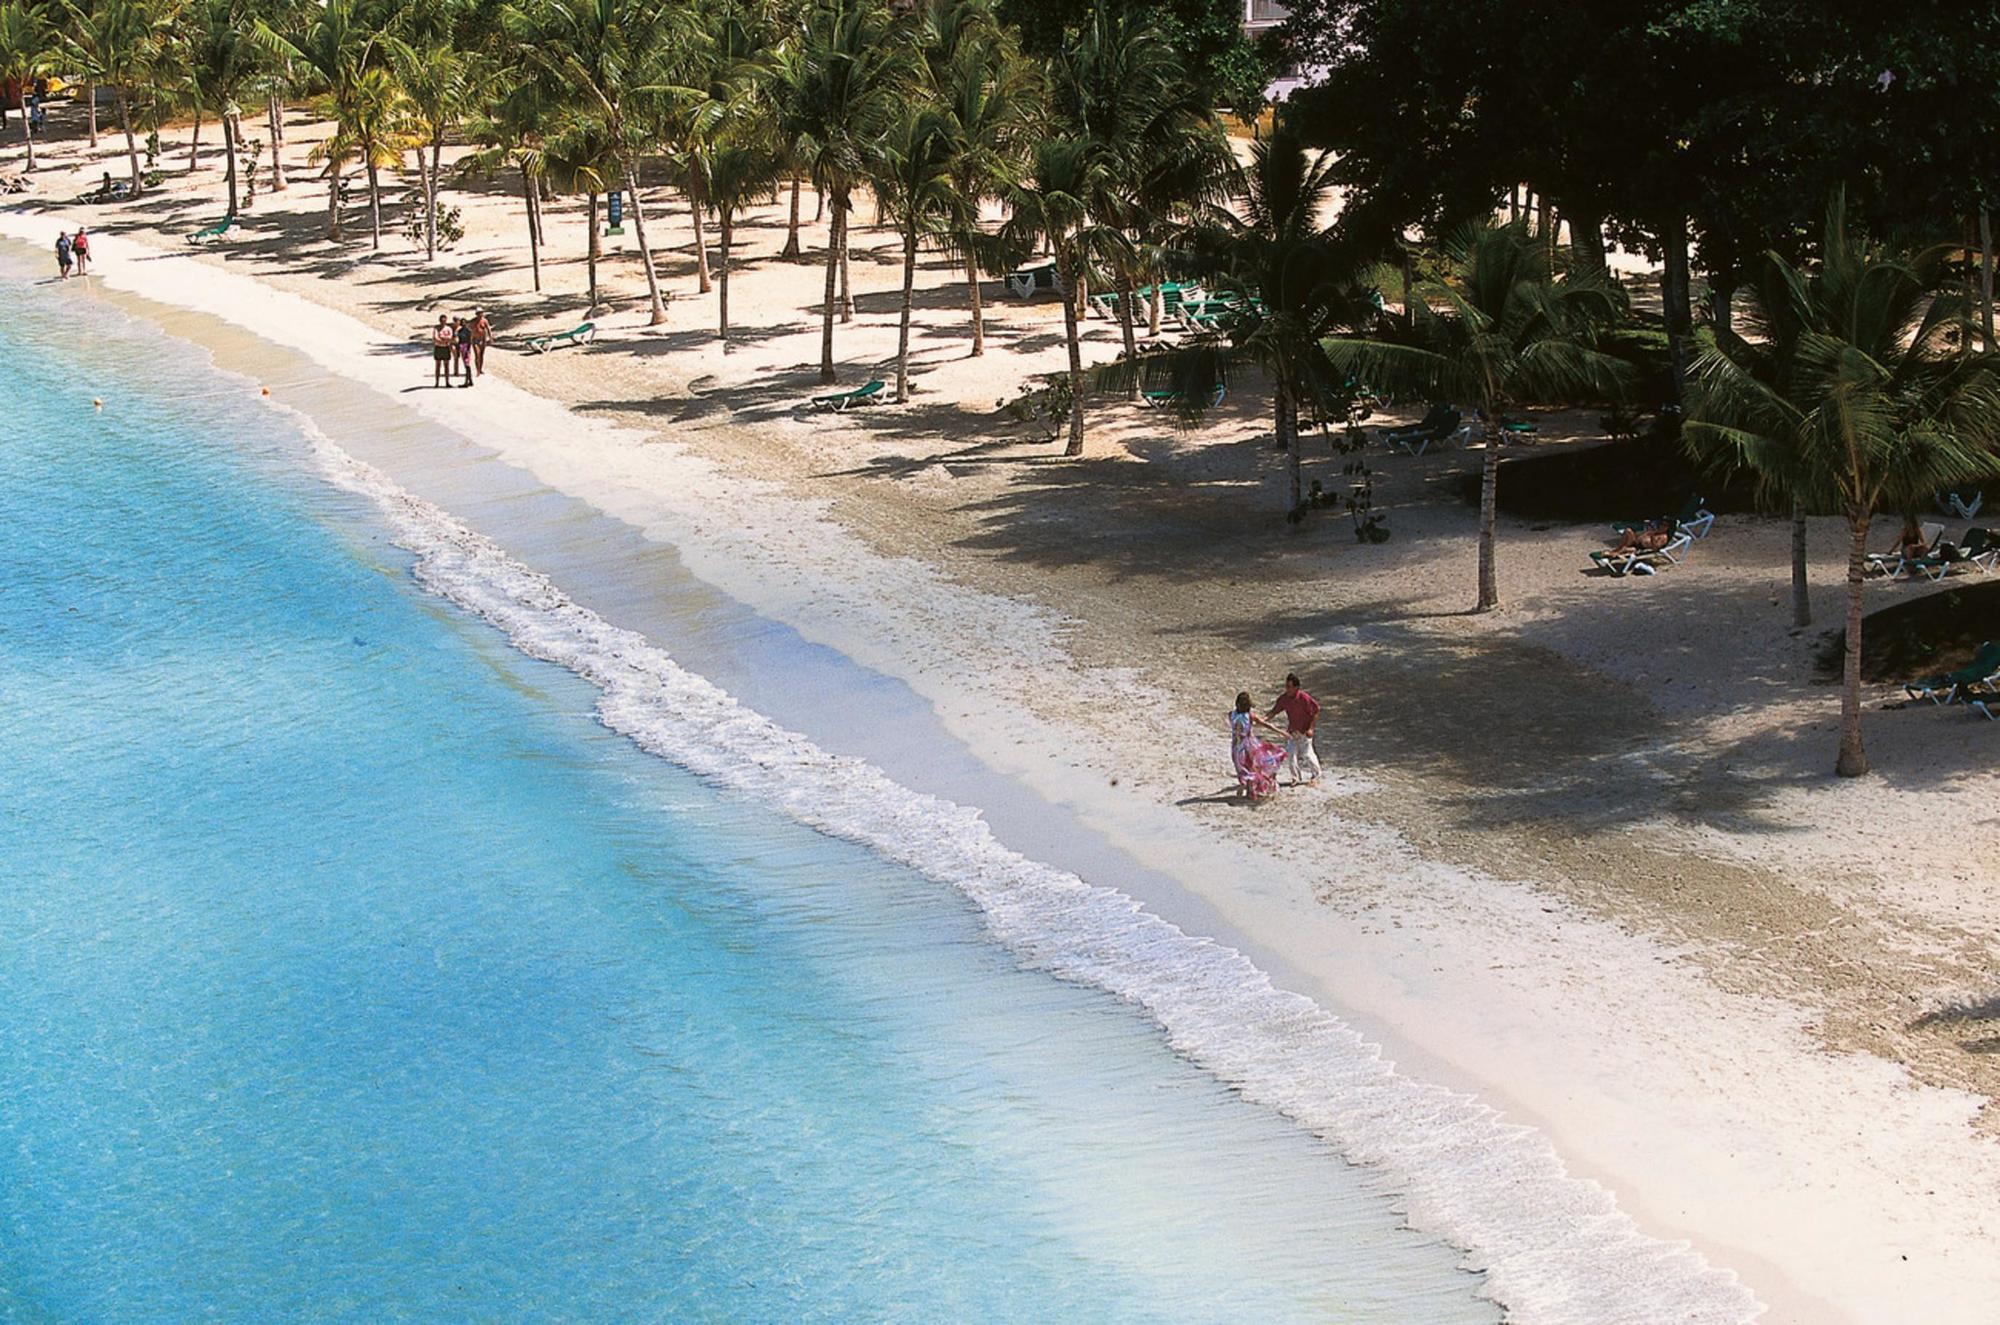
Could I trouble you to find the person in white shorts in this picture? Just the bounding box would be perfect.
[1266,672,1322,785]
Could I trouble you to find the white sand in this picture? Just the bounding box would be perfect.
[8,104,2000,1322]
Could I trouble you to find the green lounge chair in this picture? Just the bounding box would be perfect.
[1382,404,1461,456]
[185,215,236,244]
[526,321,596,354]
[810,379,885,412]
[1906,640,2000,706]
[1141,382,1227,410]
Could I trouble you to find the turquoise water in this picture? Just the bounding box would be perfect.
[0,261,1496,1322]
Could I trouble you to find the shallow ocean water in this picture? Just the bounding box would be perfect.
[0,256,1498,1322]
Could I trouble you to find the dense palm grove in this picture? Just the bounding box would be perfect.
[4,0,2000,776]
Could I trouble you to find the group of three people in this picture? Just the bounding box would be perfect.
[52,226,90,279]
[431,311,491,387]
[1230,673,1321,801]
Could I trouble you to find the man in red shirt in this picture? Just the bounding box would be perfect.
[1267,672,1322,785]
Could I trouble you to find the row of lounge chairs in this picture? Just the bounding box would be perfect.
[1378,405,1539,456]
[1865,524,2000,582]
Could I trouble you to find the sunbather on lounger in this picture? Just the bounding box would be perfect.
[1893,516,1931,560]
[1608,520,1674,555]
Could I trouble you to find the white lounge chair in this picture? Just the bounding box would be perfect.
[1591,530,1693,576]
[1865,522,1945,579]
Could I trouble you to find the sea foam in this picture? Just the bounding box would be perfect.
[301,424,1762,1325]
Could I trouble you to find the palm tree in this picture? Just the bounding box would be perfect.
[876,101,963,401]
[1325,220,1632,611]
[1048,0,1227,384]
[253,0,384,240]
[465,72,561,292]
[59,0,175,196]
[1687,196,2000,776]
[389,12,478,262]
[540,112,619,312]
[1128,125,1372,511]
[0,3,50,173]
[998,134,1122,456]
[785,0,914,383]
[708,139,777,348]
[921,0,1032,358]
[343,64,415,250]
[503,0,697,327]
[183,0,260,215]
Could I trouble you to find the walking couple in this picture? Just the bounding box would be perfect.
[1229,673,1322,801]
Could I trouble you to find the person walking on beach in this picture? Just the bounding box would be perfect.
[470,309,491,377]
[431,314,454,387]
[54,230,72,280]
[71,228,90,277]
[453,316,474,387]
[1230,692,1290,800]
[1266,673,1322,785]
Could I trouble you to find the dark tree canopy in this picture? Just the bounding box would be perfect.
[996,0,1269,112]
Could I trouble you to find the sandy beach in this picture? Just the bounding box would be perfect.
[9,103,2000,1322]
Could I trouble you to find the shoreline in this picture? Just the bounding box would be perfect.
[9,206,1999,1321]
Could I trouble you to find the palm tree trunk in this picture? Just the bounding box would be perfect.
[1115,259,1138,400]
[1981,205,1994,350]
[524,168,542,293]
[621,156,669,326]
[819,193,844,384]
[268,94,286,191]
[1662,213,1693,413]
[1568,206,1607,276]
[965,256,985,356]
[86,84,97,146]
[14,90,30,171]
[688,174,712,293]
[223,114,239,216]
[188,108,200,172]
[1837,510,1871,777]
[718,210,732,348]
[424,135,440,261]
[838,218,853,322]
[366,157,381,250]
[1399,248,1415,332]
[1057,244,1085,457]
[587,192,601,312]
[782,172,802,259]
[1791,497,1811,629]
[1476,418,1502,611]
[1149,283,1162,336]
[1278,379,1301,510]
[115,88,140,196]
[895,213,918,402]
[327,159,343,240]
